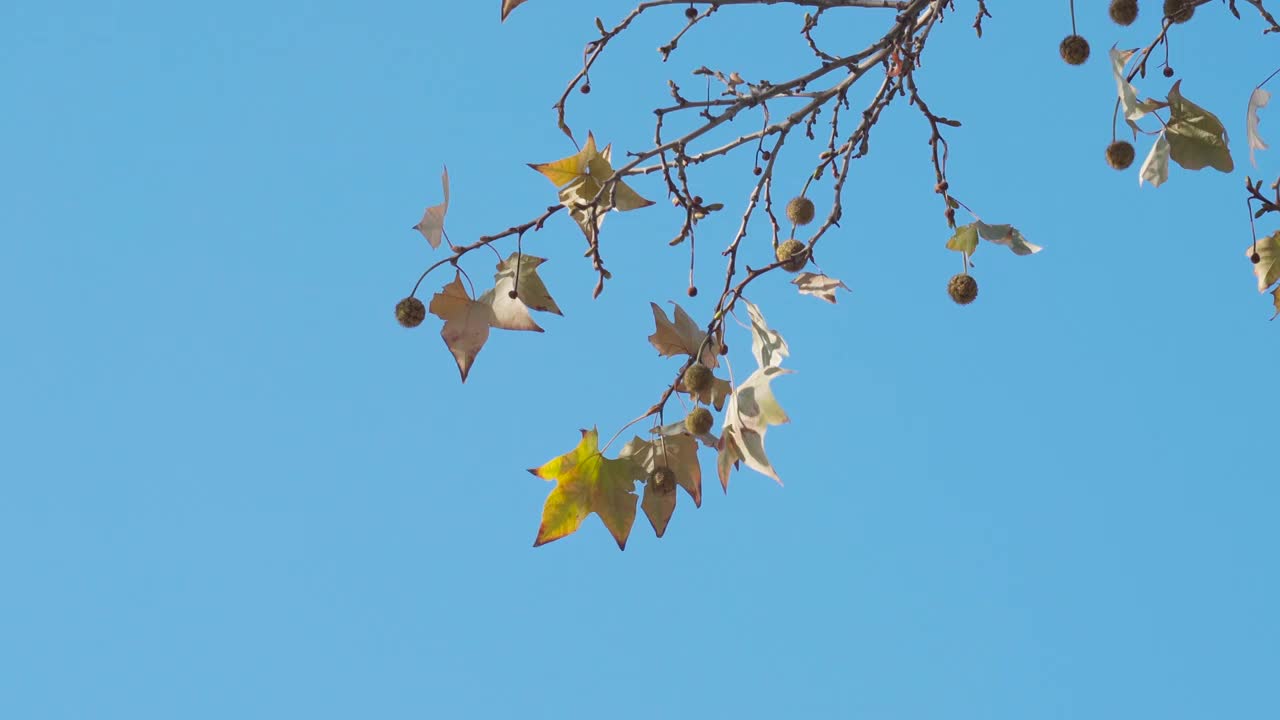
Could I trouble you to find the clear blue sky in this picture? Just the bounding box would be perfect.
[3,1,1277,718]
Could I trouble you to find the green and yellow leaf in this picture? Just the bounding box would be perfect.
[1248,230,1280,293]
[1165,80,1234,173]
[529,428,644,549]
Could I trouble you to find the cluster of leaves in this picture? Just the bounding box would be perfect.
[394,0,1280,547]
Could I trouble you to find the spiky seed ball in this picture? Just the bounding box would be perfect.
[1060,34,1090,66]
[1109,0,1139,25]
[786,196,816,226]
[1164,0,1194,23]
[1106,141,1136,170]
[776,239,809,272]
[396,297,426,328]
[685,407,714,436]
[682,363,713,395]
[649,466,677,494]
[948,273,979,305]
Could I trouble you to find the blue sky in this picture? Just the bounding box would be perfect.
[3,1,1277,718]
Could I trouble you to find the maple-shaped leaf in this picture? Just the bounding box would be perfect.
[648,302,721,368]
[429,273,492,382]
[478,287,541,333]
[500,0,530,21]
[620,434,703,537]
[494,252,562,315]
[1248,230,1280,293]
[975,222,1042,256]
[791,273,851,304]
[1109,47,1166,125]
[1247,87,1270,168]
[1140,132,1171,188]
[530,428,644,549]
[745,300,788,369]
[414,167,449,249]
[530,133,654,236]
[1165,81,1234,173]
[717,365,792,489]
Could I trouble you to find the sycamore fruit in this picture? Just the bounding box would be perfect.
[1106,141,1136,170]
[396,297,426,328]
[682,362,713,395]
[948,273,979,305]
[649,466,676,494]
[776,239,809,272]
[786,196,816,226]
[1109,0,1139,25]
[1060,35,1090,66]
[685,407,714,436]
[1164,0,1194,23]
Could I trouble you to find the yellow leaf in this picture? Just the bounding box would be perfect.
[529,133,599,188]
[529,429,644,549]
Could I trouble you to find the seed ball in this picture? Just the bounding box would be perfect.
[507,289,519,299]
[580,83,591,94]
[776,239,809,272]
[719,343,729,356]
[1060,34,1091,65]
[1109,0,1139,25]
[396,297,426,328]
[687,286,698,297]
[1164,0,1194,23]
[649,466,677,494]
[682,363,713,395]
[684,6,697,20]
[1106,140,1136,170]
[760,150,772,161]
[685,407,714,436]
[753,166,763,176]
[1252,252,1262,264]
[948,273,979,305]
[1163,66,1175,78]
[786,196,816,226]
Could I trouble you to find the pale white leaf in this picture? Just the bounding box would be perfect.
[974,222,1042,256]
[744,300,789,369]
[1109,47,1164,123]
[1248,87,1270,168]
[791,273,851,304]
[1139,132,1171,188]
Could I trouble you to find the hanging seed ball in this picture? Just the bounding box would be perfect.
[1163,66,1175,78]
[776,239,809,272]
[948,273,979,305]
[580,83,591,94]
[684,6,697,20]
[687,286,698,297]
[1252,252,1262,264]
[1106,140,1136,170]
[649,466,677,494]
[395,297,426,328]
[786,196,816,226]
[685,407,714,436]
[753,166,763,176]
[1060,35,1091,65]
[1109,0,1139,25]
[1164,0,1195,23]
[682,362,713,395]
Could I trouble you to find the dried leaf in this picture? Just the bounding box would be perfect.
[647,302,720,368]
[791,273,851,304]
[1248,87,1271,168]
[718,365,792,489]
[501,0,531,21]
[620,434,703,537]
[530,133,653,237]
[744,300,789,369]
[428,273,492,382]
[1140,132,1171,187]
[530,429,643,549]
[493,252,562,316]
[1247,230,1280,293]
[975,222,1042,256]
[414,167,449,249]
[1165,81,1234,173]
[1109,47,1165,124]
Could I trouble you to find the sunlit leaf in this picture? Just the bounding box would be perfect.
[414,167,449,249]
[530,133,653,236]
[1247,87,1271,168]
[1165,80,1234,173]
[791,273,851,304]
[1247,230,1280,293]
[493,252,562,315]
[529,428,644,549]
[428,273,492,382]
[647,302,721,368]
[975,222,1042,256]
[1109,47,1165,124]
[946,223,979,255]
[1140,132,1171,187]
[744,300,789,369]
[718,365,792,489]
[620,434,703,537]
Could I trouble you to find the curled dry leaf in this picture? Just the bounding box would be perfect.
[1140,132,1171,187]
[647,302,721,368]
[1247,87,1270,168]
[414,167,449,249]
